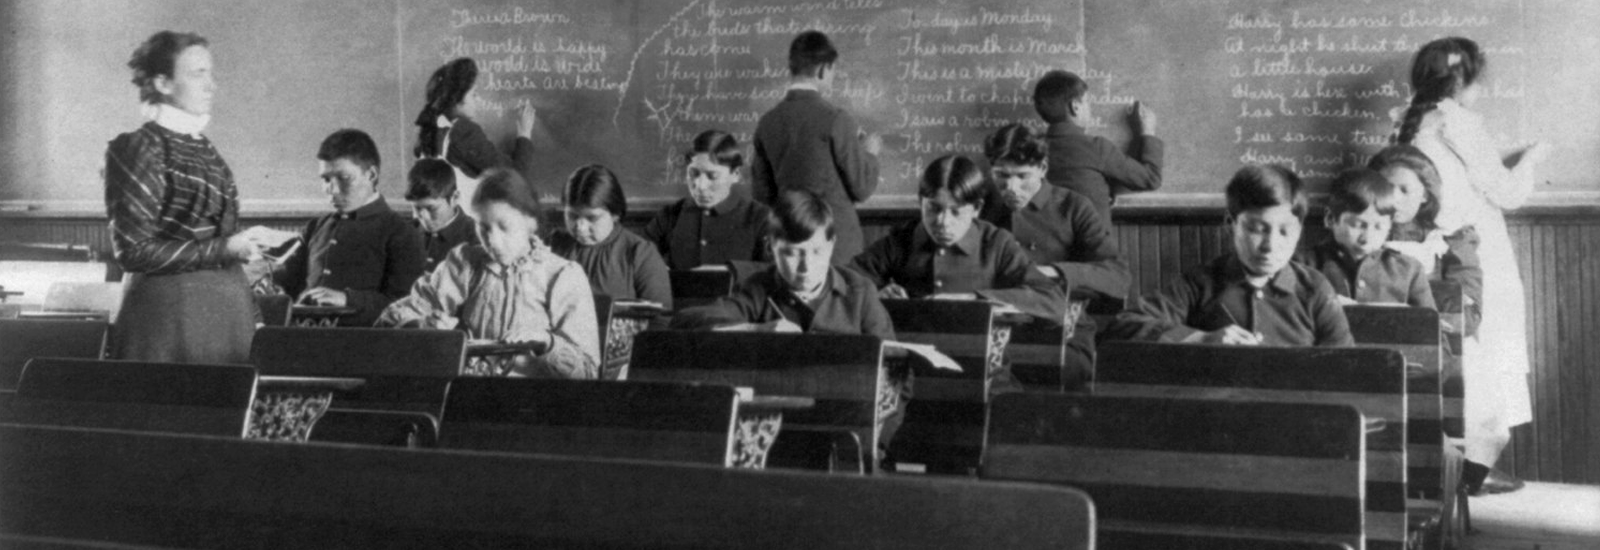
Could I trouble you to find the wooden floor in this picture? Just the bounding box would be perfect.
[1467,482,1600,550]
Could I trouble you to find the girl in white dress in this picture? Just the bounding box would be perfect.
[1394,36,1550,494]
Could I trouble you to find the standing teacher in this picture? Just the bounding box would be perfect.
[105,31,266,363]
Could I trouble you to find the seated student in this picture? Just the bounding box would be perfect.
[550,165,673,309]
[407,158,479,273]
[1105,165,1352,346]
[274,129,425,327]
[672,190,892,341]
[1296,168,1435,308]
[1033,70,1163,222]
[851,155,1085,378]
[378,168,599,379]
[1370,144,1482,336]
[643,130,771,270]
[978,123,1130,300]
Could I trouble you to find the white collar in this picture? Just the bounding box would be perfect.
[147,103,211,137]
[787,81,820,92]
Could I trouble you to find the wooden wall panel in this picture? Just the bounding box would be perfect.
[3,210,1597,484]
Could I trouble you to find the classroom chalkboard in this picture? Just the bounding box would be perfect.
[3,0,1597,213]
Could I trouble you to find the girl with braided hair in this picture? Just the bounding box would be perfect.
[1394,36,1549,495]
[413,57,539,205]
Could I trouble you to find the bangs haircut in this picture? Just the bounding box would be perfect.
[788,31,838,77]
[1225,164,1306,219]
[766,190,835,243]
[564,164,628,218]
[473,167,544,220]
[318,129,381,175]
[918,154,989,206]
[983,123,1048,167]
[1032,70,1088,124]
[1326,168,1398,217]
[405,159,458,201]
[686,129,743,170]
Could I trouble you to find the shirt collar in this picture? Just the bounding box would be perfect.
[1046,121,1086,138]
[787,81,820,93]
[147,103,211,137]
[480,241,550,276]
[1220,254,1297,295]
[700,193,742,216]
[335,195,389,220]
[422,206,464,234]
[914,221,983,256]
[773,266,847,304]
[1023,184,1056,211]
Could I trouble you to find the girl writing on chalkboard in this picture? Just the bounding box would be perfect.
[550,164,673,309]
[378,168,599,379]
[104,31,275,364]
[413,57,538,202]
[1394,36,1549,496]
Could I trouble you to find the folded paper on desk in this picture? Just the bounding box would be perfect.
[884,341,963,372]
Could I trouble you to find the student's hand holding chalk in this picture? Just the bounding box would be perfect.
[517,104,538,139]
[1128,101,1157,136]
[860,129,883,156]
[297,287,348,307]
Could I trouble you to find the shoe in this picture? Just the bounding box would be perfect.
[1473,468,1526,495]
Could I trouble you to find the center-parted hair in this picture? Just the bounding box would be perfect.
[317,129,381,175]
[473,167,544,221]
[1368,144,1444,230]
[127,31,210,105]
[1033,70,1089,124]
[414,58,479,158]
[564,164,628,218]
[405,159,458,201]
[1325,168,1398,217]
[918,155,990,206]
[685,129,744,170]
[1396,37,1485,145]
[766,190,835,243]
[1225,164,1306,219]
[983,123,1048,167]
[788,31,839,77]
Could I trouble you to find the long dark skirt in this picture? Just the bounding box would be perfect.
[111,264,257,364]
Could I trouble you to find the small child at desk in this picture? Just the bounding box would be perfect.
[1296,167,1435,308]
[1106,164,1352,346]
[273,129,424,327]
[1370,144,1482,334]
[643,130,771,271]
[671,190,893,341]
[406,158,479,273]
[550,164,673,310]
[378,168,599,379]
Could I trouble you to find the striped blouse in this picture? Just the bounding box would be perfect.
[104,121,239,275]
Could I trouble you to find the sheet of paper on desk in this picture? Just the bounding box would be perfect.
[241,226,301,247]
[690,264,729,272]
[613,300,664,309]
[884,341,963,372]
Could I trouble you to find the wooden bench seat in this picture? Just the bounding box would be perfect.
[982,393,1365,550]
[0,423,1095,549]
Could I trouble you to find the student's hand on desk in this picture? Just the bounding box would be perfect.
[297,287,348,307]
[1336,294,1359,306]
[1035,265,1062,279]
[756,319,804,333]
[879,283,909,299]
[517,104,537,138]
[1192,325,1263,346]
[1128,100,1157,136]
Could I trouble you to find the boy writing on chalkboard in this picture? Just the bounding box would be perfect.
[274,129,425,327]
[1105,165,1351,346]
[1033,70,1164,223]
[1295,167,1435,308]
[753,30,882,265]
